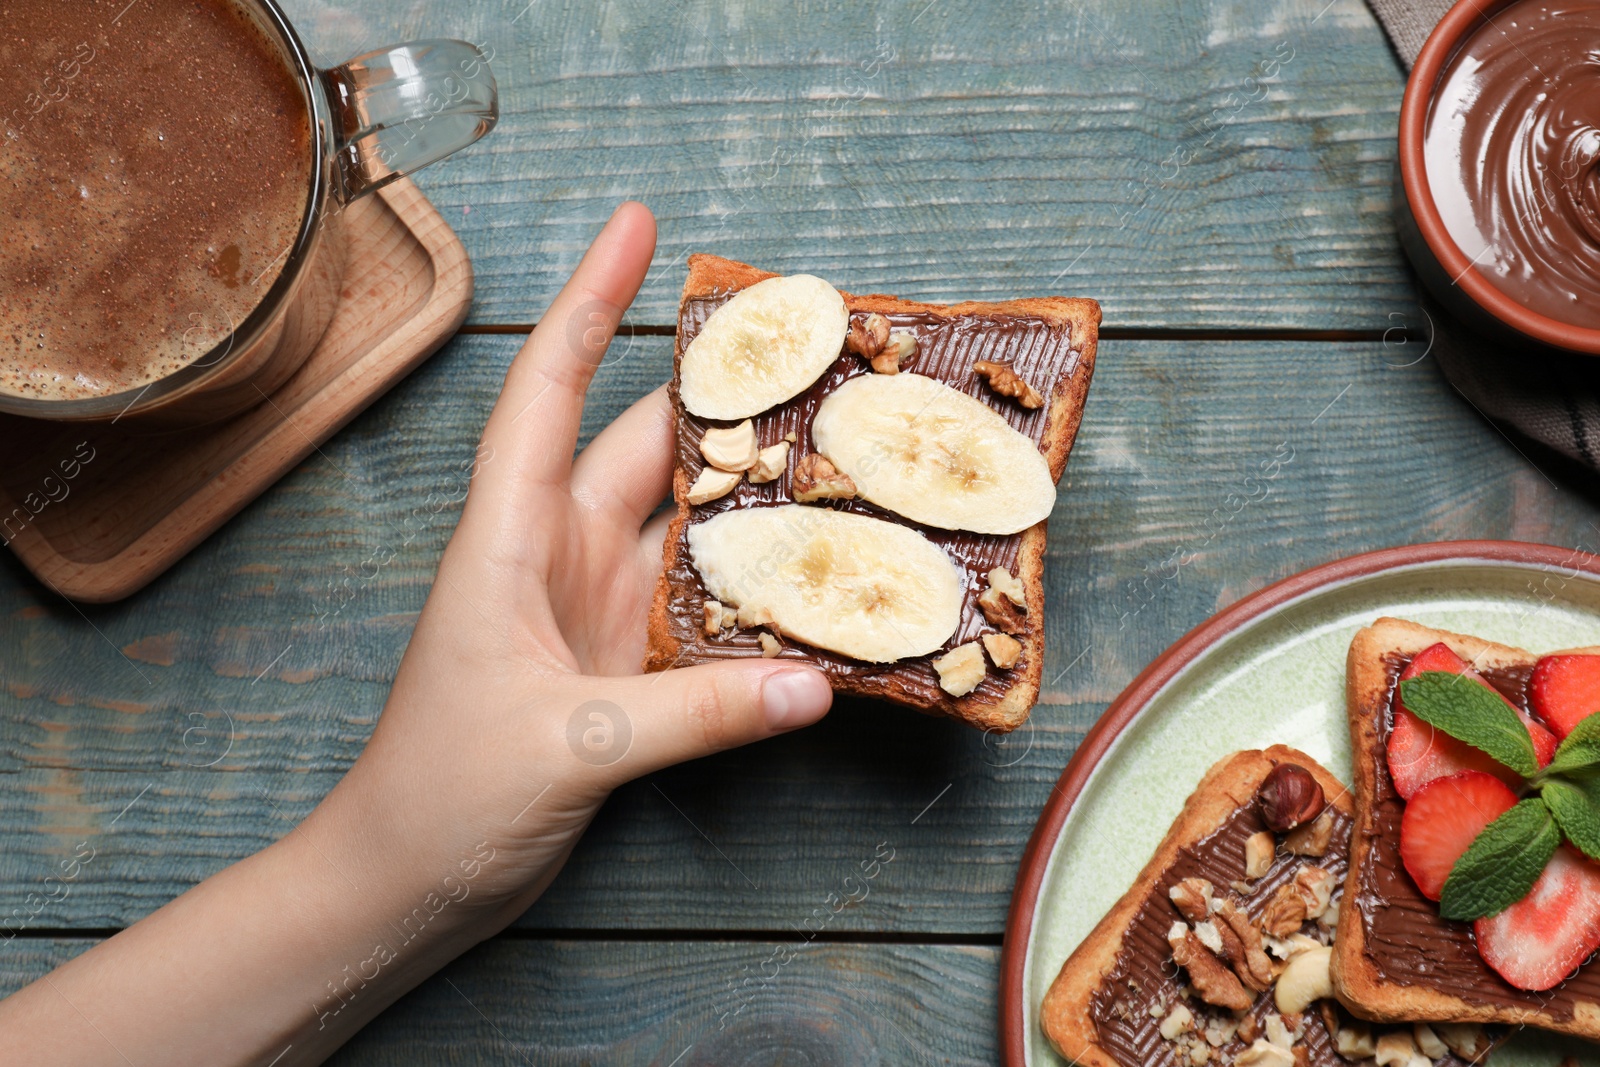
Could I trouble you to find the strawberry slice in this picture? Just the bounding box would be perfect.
[1475,845,1600,990]
[1387,642,1558,799]
[1530,654,1600,739]
[1398,771,1519,900]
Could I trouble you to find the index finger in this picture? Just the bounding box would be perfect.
[478,201,658,498]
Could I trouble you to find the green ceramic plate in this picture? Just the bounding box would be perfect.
[1002,542,1600,1067]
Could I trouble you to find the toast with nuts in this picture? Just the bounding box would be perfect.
[1336,617,1600,1041]
[642,254,1099,732]
[1041,746,1498,1067]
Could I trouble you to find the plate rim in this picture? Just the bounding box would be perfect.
[998,538,1600,1066]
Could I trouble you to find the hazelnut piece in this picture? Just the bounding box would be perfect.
[1244,830,1275,879]
[1258,763,1326,832]
[758,632,781,658]
[987,566,1026,608]
[1284,810,1334,857]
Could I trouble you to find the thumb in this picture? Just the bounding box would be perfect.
[577,662,832,786]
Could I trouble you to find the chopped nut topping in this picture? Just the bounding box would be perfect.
[758,632,781,658]
[1244,830,1275,879]
[1258,763,1327,832]
[846,313,890,359]
[1160,1004,1194,1041]
[1236,1040,1296,1067]
[1284,810,1334,857]
[702,600,730,636]
[1194,920,1225,954]
[792,453,857,502]
[845,313,918,374]
[981,632,1023,669]
[736,603,775,629]
[1435,1023,1491,1061]
[1261,883,1310,938]
[747,440,790,484]
[1334,1025,1377,1059]
[1373,1031,1419,1067]
[1293,866,1335,920]
[987,565,1026,607]
[1237,1014,1260,1043]
[1169,878,1214,924]
[1273,945,1332,1014]
[1168,927,1253,1012]
[1412,1024,1447,1059]
[932,642,986,696]
[1264,1013,1295,1050]
[1213,896,1274,993]
[978,586,1026,635]
[974,359,1045,408]
[699,419,759,472]
[686,465,741,505]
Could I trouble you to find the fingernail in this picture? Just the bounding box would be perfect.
[762,669,832,731]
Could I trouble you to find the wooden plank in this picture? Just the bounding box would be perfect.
[277,0,1413,329]
[2,334,1598,932]
[0,937,1000,1064]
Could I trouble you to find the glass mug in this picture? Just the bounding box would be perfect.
[0,0,497,425]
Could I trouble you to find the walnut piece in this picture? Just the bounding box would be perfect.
[1213,896,1274,993]
[1285,810,1333,857]
[978,586,1026,634]
[981,632,1023,669]
[747,440,791,484]
[699,419,759,472]
[686,466,741,505]
[1169,877,1214,924]
[845,313,918,374]
[758,632,781,658]
[1168,925,1253,1012]
[1245,830,1276,878]
[987,565,1026,607]
[974,359,1044,408]
[792,453,857,502]
[1261,884,1309,938]
[932,642,987,696]
[1292,866,1335,920]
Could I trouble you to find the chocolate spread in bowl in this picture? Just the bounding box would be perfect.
[1423,0,1600,330]
[1355,655,1600,1018]
[662,294,1087,711]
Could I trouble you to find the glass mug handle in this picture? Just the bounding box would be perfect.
[321,40,498,202]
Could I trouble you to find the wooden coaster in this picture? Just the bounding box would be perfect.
[0,178,473,602]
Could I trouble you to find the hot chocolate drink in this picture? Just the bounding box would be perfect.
[0,0,313,401]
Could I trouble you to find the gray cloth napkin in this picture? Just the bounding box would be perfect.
[1364,0,1600,471]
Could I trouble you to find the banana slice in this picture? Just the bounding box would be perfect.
[811,373,1055,534]
[686,504,962,663]
[679,275,849,419]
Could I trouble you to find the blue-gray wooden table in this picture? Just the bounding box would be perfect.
[6,0,1600,1061]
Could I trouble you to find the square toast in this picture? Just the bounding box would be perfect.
[1337,617,1600,1040]
[643,254,1099,732]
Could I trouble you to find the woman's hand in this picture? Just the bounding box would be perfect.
[325,200,834,938]
[0,202,832,1066]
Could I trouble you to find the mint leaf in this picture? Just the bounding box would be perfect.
[1543,774,1600,860]
[1398,672,1539,778]
[1545,712,1600,778]
[1440,798,1561,921]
